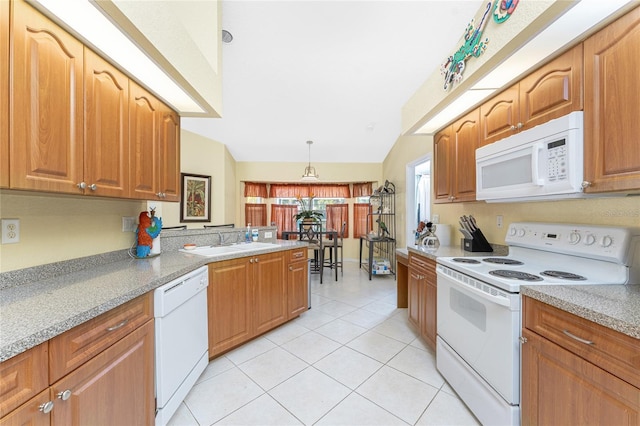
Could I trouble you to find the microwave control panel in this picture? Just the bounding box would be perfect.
[546,138,567,182]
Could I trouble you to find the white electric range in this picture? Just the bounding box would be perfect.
[435,222,640,426]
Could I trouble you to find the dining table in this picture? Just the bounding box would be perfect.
[281,229,338,283]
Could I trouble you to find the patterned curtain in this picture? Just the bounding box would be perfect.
[270,204,298,239]
[243,182,268,198]
[245,203,267,226]
[353,203,372,238]
[269,183,351,198]
[325,204,349,238]
[352,182,373,197]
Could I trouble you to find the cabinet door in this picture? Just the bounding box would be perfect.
[407,268,421,329]
[253,252,287,335]
[10,0,84,193]
[519,44,583,131]
[287,259,308,319]
[521,329,640,426]
[0,0,8,188]
[84,48,129,198]
[50,321,154,426]
[452,110,480,202]
[158,105,180,202]
[422,278,437,350]
[480,84,519,146]
[583,7,640,193]
[0,343,48,417]
[129,81,158,200]
[433,126,453,203]
[0,388,50,426]
[208,259,253,357]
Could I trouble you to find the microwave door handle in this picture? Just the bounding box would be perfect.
[532,143,545,186]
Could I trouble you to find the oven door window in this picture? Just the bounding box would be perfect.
[450,287,486,332]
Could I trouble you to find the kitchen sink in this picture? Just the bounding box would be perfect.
[181,242,280,257]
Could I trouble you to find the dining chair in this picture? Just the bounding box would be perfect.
[323,221,345,277]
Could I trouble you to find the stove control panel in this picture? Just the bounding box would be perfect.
[506,222,640,264]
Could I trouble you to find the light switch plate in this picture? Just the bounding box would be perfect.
[264,231,273,238]
[2,219,20,244]
[122,216,137,232]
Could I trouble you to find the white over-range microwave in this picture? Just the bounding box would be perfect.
[476,111,586,203]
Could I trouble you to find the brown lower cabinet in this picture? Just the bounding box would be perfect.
[521,296,640,425]
[0,294,155,426]
[407,253,436,350]
[208,248,307,358]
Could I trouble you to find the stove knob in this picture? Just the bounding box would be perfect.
[568,232,581,245]
[516,228,526,237]
[584,234,596,246]
[600,235,613,248]
[508,227,517,237]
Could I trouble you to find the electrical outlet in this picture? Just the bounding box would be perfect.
[2,219,20,244]
[432,214,440,223]
[122,216,137,232]
[264,231,273,238]
[496,215,503,229]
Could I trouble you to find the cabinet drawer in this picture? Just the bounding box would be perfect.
[524,297,640,389]
[287,248,307,263]
[0,342,48,417]
[49,293,153,382]
[408,253,435,273]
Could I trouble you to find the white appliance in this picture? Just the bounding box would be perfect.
[154,266,209,426]
[476,111,585,202]
[436,222,640,426]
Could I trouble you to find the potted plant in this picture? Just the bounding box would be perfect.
[294,195,324,225]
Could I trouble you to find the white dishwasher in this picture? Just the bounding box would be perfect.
[154,265,209,426]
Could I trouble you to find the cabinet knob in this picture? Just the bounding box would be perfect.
[77,182,87,189]
[250,259,254,263]
[57,389,72,401]
[289,266,293,271]
[88,184,97,191]
[255,258,259,263]
[510,125,516,131]
[580,181,591,190]
[517,122,523,129]
[519,336,527,344]
[39,401,54,414]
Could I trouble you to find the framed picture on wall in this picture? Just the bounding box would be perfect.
[180,173,211,222]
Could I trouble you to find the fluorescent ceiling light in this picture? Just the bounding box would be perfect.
[416,0,635,134]
[32,0,204,114]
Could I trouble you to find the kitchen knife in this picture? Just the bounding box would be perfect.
[459,228,473,239]
[468,215,478,231]
[460,216,474,233]
[459,219,472,234]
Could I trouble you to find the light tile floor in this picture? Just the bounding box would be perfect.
[168,261,480,426]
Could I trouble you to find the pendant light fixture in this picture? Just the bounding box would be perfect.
[301,140,319,181]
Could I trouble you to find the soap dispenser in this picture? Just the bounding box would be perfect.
[246,223,251,243]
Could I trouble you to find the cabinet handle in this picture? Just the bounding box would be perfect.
[39,401,54,414]
[519,336,527,344]
[106,319,128,332]
[77,182,87,189]
[88,184,97,191]
[57,389,72,401]
[562,329,594,345]
[580,181,592,190]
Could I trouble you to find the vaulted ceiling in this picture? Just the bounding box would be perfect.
[181,1,484,163]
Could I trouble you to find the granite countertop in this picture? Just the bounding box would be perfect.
[0,240,304,362]
[521,285,640,339]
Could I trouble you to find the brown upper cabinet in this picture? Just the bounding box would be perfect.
[10,0,84,194]
[583,6,640,193]
[84,48,130,198]
[8,0,180,201]
[480,44,583,146]
[434,109,480,203]
[1,0,9,188]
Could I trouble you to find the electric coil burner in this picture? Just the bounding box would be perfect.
[435,222,640,426]
[540,270,587,280]
[483,258,524,265]
[488,270,543,281]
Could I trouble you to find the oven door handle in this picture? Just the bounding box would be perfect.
[437,270,512,308]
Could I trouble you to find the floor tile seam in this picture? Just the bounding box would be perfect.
[265,326,314,347]
[225,342,280,368]
[348,389,413,426]
[364,327,418,346]
[311,346,386,390]
[344,339,408,365]
[279,336,345,367]
[383,361,445,391]
[312,325,368,347]
[234,349,312,395]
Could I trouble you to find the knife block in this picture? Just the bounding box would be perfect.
[462,229,493,252]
